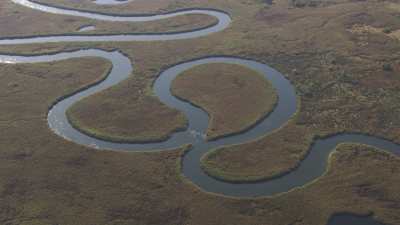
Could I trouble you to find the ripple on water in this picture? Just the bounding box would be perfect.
[0,1,398,224]
[77,25,96,32]
[92,0,132,5]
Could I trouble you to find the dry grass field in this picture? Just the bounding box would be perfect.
[0,0,399,224]
[171,63,277,140]
[0,1,217,37]
[0,59,399,225]
[36,0,189,14]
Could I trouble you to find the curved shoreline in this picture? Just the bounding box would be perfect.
[91,0,133,6]
[66,101,189,144]
[2,0,231,45]
[3,49,399,198]
[28,0,229,18]
[0,0,398,224]
[169,64,279,142]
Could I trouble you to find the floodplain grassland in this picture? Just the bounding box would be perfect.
[201,123,313,182]
[35,0,219,14]
[48,0,400,184]
[194,0,400,183]
[171,63,277,140]
[0,1,217,37]
[1,0,400,186]
[36,0,190,14]
[0,68,398,225]
[0,57,111,118]
[69,62,277,142]
[65,78,188,143]
[0,0,399,224]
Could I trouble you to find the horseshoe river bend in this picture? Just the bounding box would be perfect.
[0,1,398,225]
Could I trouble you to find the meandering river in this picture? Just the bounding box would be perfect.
[0,1,397,224]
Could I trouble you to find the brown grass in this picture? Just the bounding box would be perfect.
[36,0,188,14]
[66,83,187,142]
[201,123,313,182]
[171,63,277,140]
[1,0,400,182]
[0,62,398,224]
[0,1,217,38]
[0,0,399,224]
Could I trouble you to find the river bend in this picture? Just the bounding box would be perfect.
[0,1,397,224]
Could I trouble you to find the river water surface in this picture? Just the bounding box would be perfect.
[0,0,397,224]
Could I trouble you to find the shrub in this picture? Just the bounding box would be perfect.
[383,63,393,71]
[383,27,393,34]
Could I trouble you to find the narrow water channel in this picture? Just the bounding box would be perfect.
[0,1,397,224]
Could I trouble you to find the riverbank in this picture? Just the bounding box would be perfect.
[0,0,399,224]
